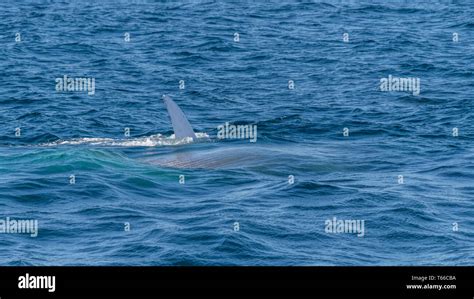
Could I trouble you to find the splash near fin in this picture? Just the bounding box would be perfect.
[162,95,196,140]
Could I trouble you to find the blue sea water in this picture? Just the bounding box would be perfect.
[0,0,473,265]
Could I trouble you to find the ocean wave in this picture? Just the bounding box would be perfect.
[38,133,209,147]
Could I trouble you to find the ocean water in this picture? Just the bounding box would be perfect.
[0,0,473,265]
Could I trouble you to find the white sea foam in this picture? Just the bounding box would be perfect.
[39,133,209,147]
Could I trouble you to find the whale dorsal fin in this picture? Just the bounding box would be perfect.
[162,95,196,140]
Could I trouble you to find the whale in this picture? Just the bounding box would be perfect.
[39,95,284,169]
[144,95,271,169]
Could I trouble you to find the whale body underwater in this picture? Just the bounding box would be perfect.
[41,95,291,170]
[143,95,274,169]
